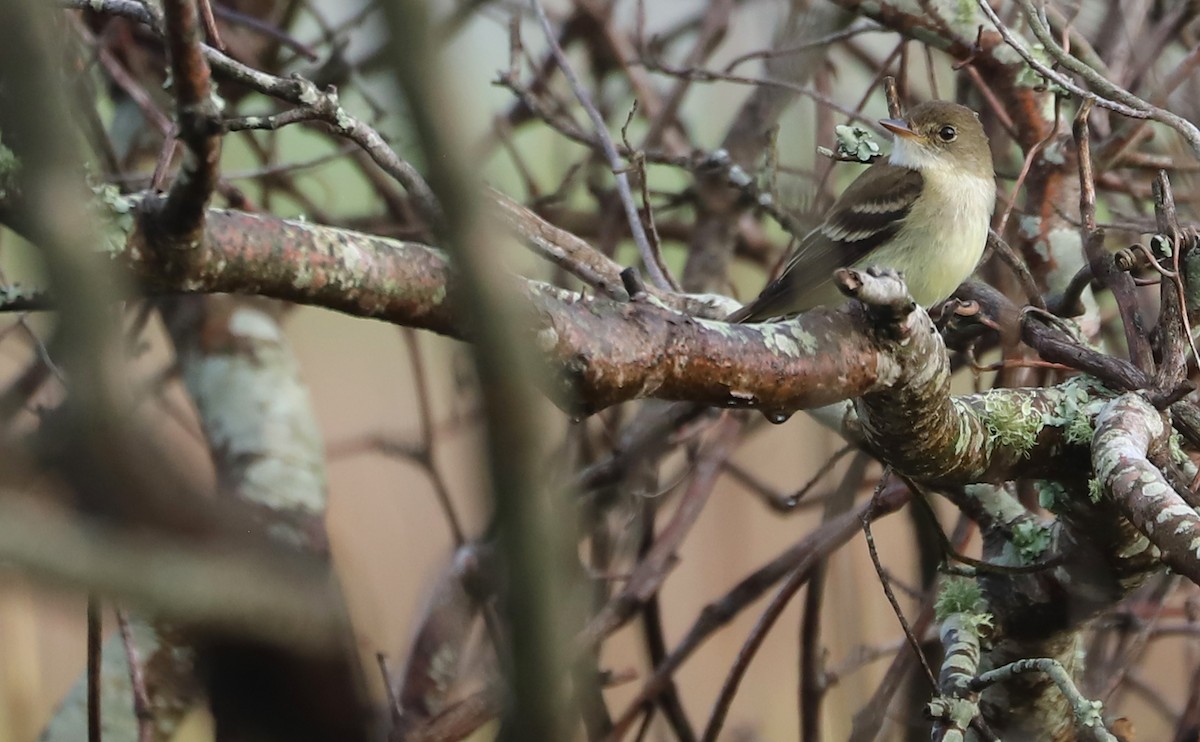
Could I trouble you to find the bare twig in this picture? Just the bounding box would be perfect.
[604,484,911,741]
[116,610,156,742]
[158,0,221,240]
[581,415,744,645]
[862,471,937,690]
[1074,100,1154,374]
[404,328,467,545]
[87,595,101,742]
[995,97,1061,238]
[1151,171,1195,398]
[978,0,1200,160]
[196,0,223,50]
[883,75,901,118]
[529,0,674,292]
[701,453,870,742]
[987,231,1047,311]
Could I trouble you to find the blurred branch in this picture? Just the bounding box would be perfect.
[0,197,1124,485]
[381,1,576,740]
[0,497,347,652]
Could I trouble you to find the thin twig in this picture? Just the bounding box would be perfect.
[1074,100,1155,374]
[1150,171,1197,399]
[582,415,744,646]
[87,595,102,742]
[987,230,1047,310]
[529,0,674,292]
[722,22,882,74]
[196,0,224,50]
[158,0,221,240]
[404,328,467,546]
[604,485,912,742]
[995,97,1061,238]
[65,0,444,228]
[702,453,870,742]
[883,74,902,118]
[116,610,155,742]
[978,0,1200,160]
[862,470,937,689]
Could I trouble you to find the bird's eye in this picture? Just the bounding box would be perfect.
[937,125,957,142]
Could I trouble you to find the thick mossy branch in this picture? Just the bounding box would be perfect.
[4,196,1157,489]
[1093,393,1200,584]
[857,362,1103,487]
[968,658,1117,742]
[929,603,990,739]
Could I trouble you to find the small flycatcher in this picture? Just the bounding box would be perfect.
[727,100,996,322]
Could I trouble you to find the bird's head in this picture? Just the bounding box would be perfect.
[881,101,993,177]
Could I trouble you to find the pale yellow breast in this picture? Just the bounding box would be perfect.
[856,169,995,306]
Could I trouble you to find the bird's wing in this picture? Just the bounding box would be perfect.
[729,164,925,322]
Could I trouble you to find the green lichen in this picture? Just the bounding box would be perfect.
[1170,431,1188,466]
[1035,479,1066,510]
[1050,384,1096,445]
[980,390,1042,457]
[1065,413,1095,446]
[1012,520,1052,562]
[1088,477,1104,503]
[935,576,985,620]
[955,0,976,24]
[1152,234,1173,259]
[1044,376,1111,447]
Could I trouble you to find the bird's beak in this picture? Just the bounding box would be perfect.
[880,118,920,140]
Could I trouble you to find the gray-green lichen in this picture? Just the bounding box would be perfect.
[1087,477,1104,503]
[91,182,138,256]
[430,282,447,307]
[754,321,818,358]
[1169,430,1188,467]
[926,697,977,731]
[1012,519,1052,562]
[833,124,881,162]
[1035,479,1067,510]
[1075,698,1106,730]
[935,576,986,621]
[788,323,817,353]
[1044,376,1109,446]
[0,137,18,200]
[1040,138,1067,165]
[1046,228,1084,271]
[979,389,1042,457]
[1018,215,1042,241]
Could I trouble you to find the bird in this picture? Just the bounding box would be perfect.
[726,100,996,323]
